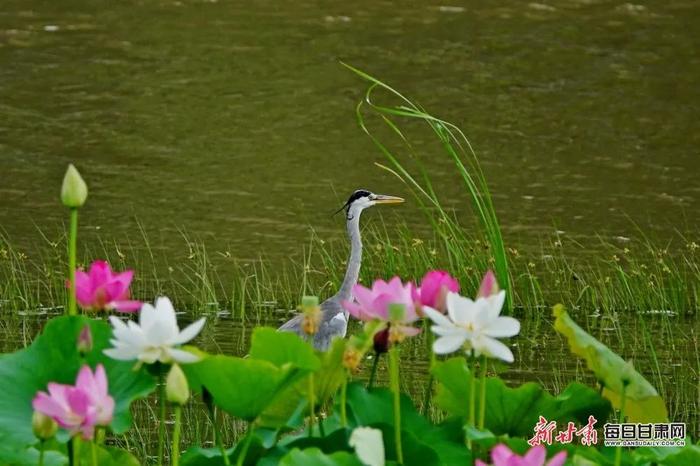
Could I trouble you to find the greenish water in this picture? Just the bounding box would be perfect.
[1,0,700,263]
[1,0,699,451]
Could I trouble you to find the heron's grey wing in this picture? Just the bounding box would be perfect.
[278,313,303,335]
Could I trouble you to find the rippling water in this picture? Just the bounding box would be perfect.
[1,0,698,452]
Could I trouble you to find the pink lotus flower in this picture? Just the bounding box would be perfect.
[413,270,460,313]
[72,260,141,312]
[477,270,499,298]
[343,277,420,344]
[32,364,114,440]
[476,444,566,466]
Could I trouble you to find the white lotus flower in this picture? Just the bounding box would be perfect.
[423,290,520,363]
[104,297,205,364]
[349,427,385,466]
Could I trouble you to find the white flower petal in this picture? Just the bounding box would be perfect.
[138,302,158,329]
[474,336,514,363]
[168,348,200,364]
[104,347,137,361]
[483,316,520,338]
[431,325,464,337]
[349,427,385,466]
[423,306,454,328]
[448,293,477,325]
[171,317,205,345]
[433,334,467,354]
[486,290,506,319]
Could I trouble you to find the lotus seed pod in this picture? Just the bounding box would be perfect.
[60,164,88,208]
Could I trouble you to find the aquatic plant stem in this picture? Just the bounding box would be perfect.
[467,352,476,449]
[389,344,403,464]
[340,376,348,427]
[67,438,74,466]
[478,355,487,430]
[172,405,182,466]
[204,389,230,466]
[157,372,166,466]
[236,425,255,466]
[307,374,315,437]
[38,440,45,466]
[421,320,436,415]
[68,208,78,316]
[614,385,628,466]
[90,440,98,466]
[367,351,380,389]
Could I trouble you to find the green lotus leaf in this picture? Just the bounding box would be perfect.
[0,315,156,446]
[249,327,321,371]
[340,383,470,465]
[279,448,363,466]
[432,357,612,437]
[0,444,66,466]
[184,354,309,422]
[553,304,668,422]
[257,337,347,429]
[79,445,140,466]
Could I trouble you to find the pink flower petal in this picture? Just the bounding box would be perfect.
[477,270,498,299]
[111,300,143,313]
[545,451,567,466]
[491,444,516,464]
[523,445,546,465]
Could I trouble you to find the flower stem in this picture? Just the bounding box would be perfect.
[38,440,45,466]
[236,426,254,466]
[157,372,166,466]
[421,321,436,416]
[367,352,380,389]
[172,405,182,466]
[469,353,476,428]
[389,345,403,465]
[478,355,487,430]
[466,352,476,449]
[90,440,98,466]
[614,385,628,466]
[68,208,78,316]
[67,438,74,466]
[340,375,348,427]
[205,391,230,466]
[307,374,315,437]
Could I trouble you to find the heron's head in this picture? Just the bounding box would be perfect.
[335,189,404,220]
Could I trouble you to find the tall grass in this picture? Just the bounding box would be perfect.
[343,63,512,310]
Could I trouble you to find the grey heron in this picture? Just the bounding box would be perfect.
[278,189,404,350]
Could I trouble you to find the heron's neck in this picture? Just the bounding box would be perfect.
[335,211,362,302]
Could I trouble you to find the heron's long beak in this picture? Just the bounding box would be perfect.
[373,194,405,205]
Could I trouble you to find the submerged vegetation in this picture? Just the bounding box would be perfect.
[0,71,698,465]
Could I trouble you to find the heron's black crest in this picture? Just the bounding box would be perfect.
[333,189,373,219]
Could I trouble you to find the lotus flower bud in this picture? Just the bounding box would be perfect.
[477,270,499,298]
[166,364,189,405]
[60,164,88,208]
[32,410,57,440]
[77,325,93,354]
[373,328,389,354]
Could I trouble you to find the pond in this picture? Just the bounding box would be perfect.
[1,0,698,456]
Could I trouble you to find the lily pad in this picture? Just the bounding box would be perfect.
[0,315,155,446]
[249,328,320,371]
[432,357,612,437]
[553,305,668,422]
[340,383,470,465]
[279,448,364,466]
